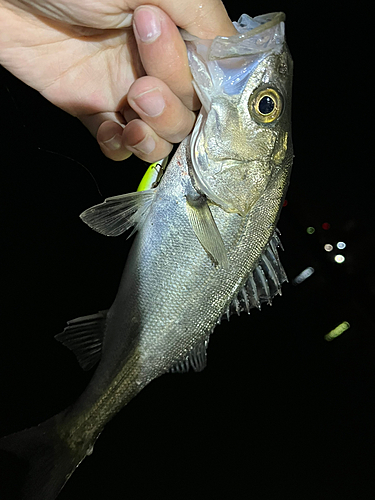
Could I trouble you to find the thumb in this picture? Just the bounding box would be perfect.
[127,0,237,38]
[83,0,237,161]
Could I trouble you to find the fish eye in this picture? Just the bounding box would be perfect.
[249,87,283,124]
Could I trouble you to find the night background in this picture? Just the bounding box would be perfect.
[0,2,373,499]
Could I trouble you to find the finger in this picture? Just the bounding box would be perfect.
[129,0,237,39]
[122,119,173,162]
[133,5,199,111]
[96,120,134,162]
[80,112,134,162]
[127,76,196,144]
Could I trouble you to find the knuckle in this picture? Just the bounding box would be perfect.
[128,76,163,100]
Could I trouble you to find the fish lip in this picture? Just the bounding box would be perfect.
[208,12,286,60]
[240,12,286,38]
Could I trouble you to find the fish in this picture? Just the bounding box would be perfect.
[0,12,293,499]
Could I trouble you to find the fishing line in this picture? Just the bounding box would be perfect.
[36,147,103,198]
[1,68,103,198]
[0,72,27,131]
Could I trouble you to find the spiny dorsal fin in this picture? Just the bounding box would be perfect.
[170,338,210,373]
[80,190,155,237]
[186,193,229,270]
[55,310,107,371]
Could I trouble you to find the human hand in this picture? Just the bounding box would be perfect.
[0,0,236,162]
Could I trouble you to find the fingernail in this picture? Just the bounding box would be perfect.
[131,135,156,155]
[133,88,165,117]
[101,133,122,151]
[133,7,161,43]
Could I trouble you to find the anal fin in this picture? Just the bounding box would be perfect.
[170,338,209,373]
[221,230,288,321]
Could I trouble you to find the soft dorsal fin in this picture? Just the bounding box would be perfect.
[186,192,229,270]
[80,189,155,237]
[55,311,108,371]
[170,338,210,373]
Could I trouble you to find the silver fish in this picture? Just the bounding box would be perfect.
[0,12,293,499]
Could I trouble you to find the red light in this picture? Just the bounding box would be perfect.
[283,199,288,207]
[322,222,330,230]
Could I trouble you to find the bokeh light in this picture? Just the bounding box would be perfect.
[292,266,315,285]
[334,254,345,264]
[322,222,331,230]
[337,241,346,249]
[324,244,333,252]
[324,321,350,341]
[306,227,315,234]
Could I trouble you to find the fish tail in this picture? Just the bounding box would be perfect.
[0,409,91,500]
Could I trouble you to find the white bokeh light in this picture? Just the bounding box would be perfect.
[334,254,345,264]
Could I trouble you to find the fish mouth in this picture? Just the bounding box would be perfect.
[208,12,286,60]
[244,12,286,37]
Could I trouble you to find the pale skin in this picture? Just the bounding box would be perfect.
[0,0,236,162]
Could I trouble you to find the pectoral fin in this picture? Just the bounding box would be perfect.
[186,193,229,270]
[80,189,155,237]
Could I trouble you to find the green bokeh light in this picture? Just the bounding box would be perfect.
[324,321,350,341]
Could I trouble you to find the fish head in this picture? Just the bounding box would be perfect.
[183,12,293,215]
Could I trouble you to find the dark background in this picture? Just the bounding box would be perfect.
[0,2,373,499]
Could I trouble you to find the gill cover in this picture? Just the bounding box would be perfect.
[181,12,291,215]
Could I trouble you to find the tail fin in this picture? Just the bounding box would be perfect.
[0,410,89,500]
